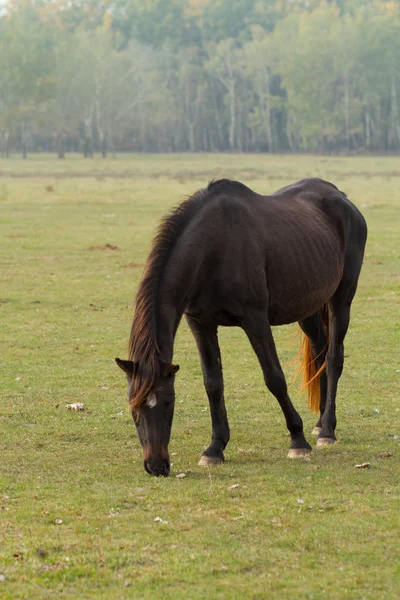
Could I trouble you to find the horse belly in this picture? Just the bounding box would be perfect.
[266,254,343,325]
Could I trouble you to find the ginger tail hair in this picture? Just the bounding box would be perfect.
[296,306,329,414]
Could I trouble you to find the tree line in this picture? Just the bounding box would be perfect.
[1,0,400,157]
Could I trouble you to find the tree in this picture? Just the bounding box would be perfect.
[243,28,283,152]
[0,2,55,156]
[206,38,244,150]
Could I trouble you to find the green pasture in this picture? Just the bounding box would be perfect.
[0,154,399,599]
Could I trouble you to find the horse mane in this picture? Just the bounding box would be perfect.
[128,185,210,412]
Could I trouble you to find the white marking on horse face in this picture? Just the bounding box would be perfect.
[146,393,157,408]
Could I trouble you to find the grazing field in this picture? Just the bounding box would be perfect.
[0,154,399,599]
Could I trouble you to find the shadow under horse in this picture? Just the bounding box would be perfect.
[116,178,367,476]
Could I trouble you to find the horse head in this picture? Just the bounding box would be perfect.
[115,358,179,476]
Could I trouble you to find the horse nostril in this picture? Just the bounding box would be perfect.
[144,458,170,477]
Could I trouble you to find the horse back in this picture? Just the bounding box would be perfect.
[165,178,367,326]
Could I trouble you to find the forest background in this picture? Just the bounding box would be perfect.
[1,0,400,157]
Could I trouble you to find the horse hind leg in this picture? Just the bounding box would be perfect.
[241,309,312,459]
[316,272,361,447]
[298,309,328,436]
[185,316,230,467]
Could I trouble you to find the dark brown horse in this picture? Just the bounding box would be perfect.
[116,178,367,477]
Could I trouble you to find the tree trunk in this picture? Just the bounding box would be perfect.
[365,109,370,151]
[83,136,93,157]
[202,127,208,151]
[101,134,107,158]
[107,125,116,158]
[83,115,94,157]
[389,73,400,150]
[264,69,273,153]
[209,79,224,150]
[236,99,243,153]
[375,97,383,152]
[188,122,195,152]
[344,73,350,152]
[57,134,65,159]
[1,132,10,157]
[21,128,27,159]
[286,113,295,152]
[271,111,278,153]
[228,80,236,150]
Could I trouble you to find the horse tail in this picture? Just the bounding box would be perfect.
[297,305,329,414]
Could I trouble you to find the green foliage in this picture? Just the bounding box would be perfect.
[113,0,201,48]
[1,0,400,153]
[201,0,257,43]
[0,7,55,126]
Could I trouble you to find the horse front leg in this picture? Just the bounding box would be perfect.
[241,309,312,458]
[185,316,230,466]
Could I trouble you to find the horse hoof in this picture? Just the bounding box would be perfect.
[312,427,322,436]
[198,455,224,467]
[316,437,337,447]
[287,448,312,459]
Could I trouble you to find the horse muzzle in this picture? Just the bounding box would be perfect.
[144,457,170,477]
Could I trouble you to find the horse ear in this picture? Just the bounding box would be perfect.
[115,358,135,376]
[163,363,180,377]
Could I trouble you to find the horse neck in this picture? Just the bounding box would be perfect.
[156,302,181,365]
[155,250,197,363]
[132,226,197,369]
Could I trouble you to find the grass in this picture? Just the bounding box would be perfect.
[0,153,399,599]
